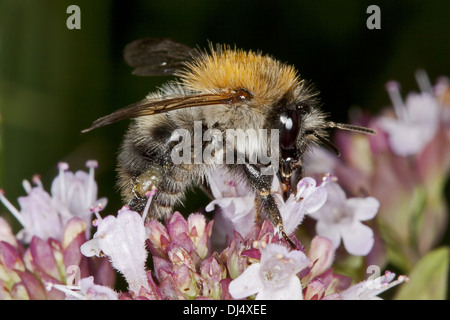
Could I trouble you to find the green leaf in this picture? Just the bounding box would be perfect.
[394,246,449,300]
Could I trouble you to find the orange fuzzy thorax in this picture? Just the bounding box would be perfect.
[176,45,302,107]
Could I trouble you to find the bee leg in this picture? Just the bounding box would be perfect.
[125,166,190,221]
[128,193,148,213]
[241,163,296,249]
[127,178,147,211]
[123,167,162,214]
[148,164,191,221]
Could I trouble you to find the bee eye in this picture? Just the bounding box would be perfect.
[280,110,299,150]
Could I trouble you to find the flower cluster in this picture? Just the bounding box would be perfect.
[0,162,115,299]
[2,71,447,300]
[72,201,402,300]
[304,71,450,298]
[0,161,405,300]
[0,161,106,243]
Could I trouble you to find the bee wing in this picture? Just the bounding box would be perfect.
[123,38,198,76]
[82,90,250,133]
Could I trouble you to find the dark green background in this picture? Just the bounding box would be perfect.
[0,0,449,231]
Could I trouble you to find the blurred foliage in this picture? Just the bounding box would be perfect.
[394,246,449,300]
[0,0,449,298]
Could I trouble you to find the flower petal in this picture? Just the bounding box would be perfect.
[17,271,49,300]
[62,217,88,249]
[346,197,379,221]
[0,217,18,247]
[167,212,188,240]
[256,276,302,300]
[18,188,63,243]
[315,220,342,249]
[80,238,102,257]
[29,236,60,281]
[0,241,24,271]
[342,222,374,256]
[303,279,326,300]
[91,210,149,294]
[228,263,263,299]
[306,236,335,280]
[79,277,118,300]
[281,177,328,235]
[303,185,328,214]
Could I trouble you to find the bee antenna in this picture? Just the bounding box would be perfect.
[327,121,376,135]
[311,131,341,157]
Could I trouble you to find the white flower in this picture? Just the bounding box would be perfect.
[340,271,408,300]
[377,74,440,156]
[206,169,328,240]
[205,169,257,238]
[228,243,310,300]
[51,160,107,225]
[308,179,379,256]
[278,177,328,235]
[81,207,149,294]
[0,178,64,243]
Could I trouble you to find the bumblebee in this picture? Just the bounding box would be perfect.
[83,38,374,247]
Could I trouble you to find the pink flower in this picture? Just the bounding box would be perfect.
[0,217,114,300]
[147,211,214,261]
[0,161,106,243]
[200,254,227,299]
[377,73,440,157]
[302,236,335,284]
[146,211,218,299]
[0,157,411,300]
